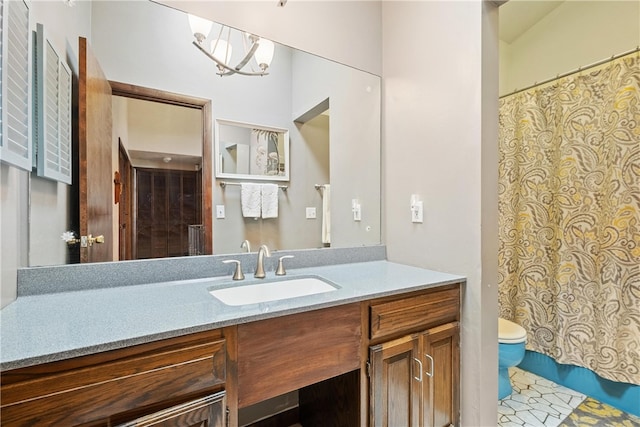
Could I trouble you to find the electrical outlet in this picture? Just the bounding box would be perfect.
[216,205,225,219]
[306,207,317,219]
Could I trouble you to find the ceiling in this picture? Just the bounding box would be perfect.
[499,0,564,44]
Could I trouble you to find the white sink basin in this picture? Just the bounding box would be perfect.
[209,276,338,306]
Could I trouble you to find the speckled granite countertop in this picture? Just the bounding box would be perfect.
[0,259,464,371]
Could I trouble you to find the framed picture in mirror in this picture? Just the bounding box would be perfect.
[215,119,290,181]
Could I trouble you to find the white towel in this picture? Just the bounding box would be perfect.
[241,183,261,218]
[261,184,279,219]
[321,184,331,244]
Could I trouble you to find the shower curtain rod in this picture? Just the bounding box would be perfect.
[500,45,639,99]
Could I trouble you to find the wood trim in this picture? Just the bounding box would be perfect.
[78,38,88,262]
[202,101,213,254]
[223,325,239,427]
[118,140,133,260]
[360,301,371,427]
[108,81,213,255]
[109,82,205,109]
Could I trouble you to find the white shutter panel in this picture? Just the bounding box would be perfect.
[34,23,72,184]
[0,0,32,171]
[58,61,71,183]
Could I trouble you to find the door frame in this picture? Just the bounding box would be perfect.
[109,81,213,255]
[118,139,133,260]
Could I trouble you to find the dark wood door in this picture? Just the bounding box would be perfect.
[369,334,421,427]
[420,322,460,427]
[78,37,113,263]
[134,168,202,259]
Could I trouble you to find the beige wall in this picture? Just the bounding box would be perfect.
[125,100,202,160]
[500,0,640,95]
[382,2,499,425]
[0,164,29,305]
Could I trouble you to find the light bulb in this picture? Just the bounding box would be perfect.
[188,14,212,43]
[211,39,233,64]
[254,38,275,71]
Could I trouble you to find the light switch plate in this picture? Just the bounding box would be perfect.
[216,205,225,219]
[411,201,423,223]
[306,207,317,219]
[352,199,362,221]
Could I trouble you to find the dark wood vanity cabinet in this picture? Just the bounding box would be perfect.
[0,283,461,427]
[0,330,226,427]
[368,285,460,427]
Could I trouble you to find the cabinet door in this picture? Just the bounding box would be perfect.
[420,322,460,427]
[369,334,421,427]
[116,392,226,427]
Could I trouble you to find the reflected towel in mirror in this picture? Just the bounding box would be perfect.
[261,183,279,218]
[241,183,261,218]
[321,184,331,244]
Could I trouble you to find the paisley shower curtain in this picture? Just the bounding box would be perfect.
[498,53,640,385]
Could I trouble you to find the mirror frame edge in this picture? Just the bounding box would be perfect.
[109,80,213,255]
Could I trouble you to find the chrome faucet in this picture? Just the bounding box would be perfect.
[254,245,271,278]
[241,239,251,253]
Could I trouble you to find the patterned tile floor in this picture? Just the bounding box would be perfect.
[498,367,587,427]
[498,368,640,426]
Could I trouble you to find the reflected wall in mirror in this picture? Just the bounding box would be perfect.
[216,119,289,181]
[25,0,381,266]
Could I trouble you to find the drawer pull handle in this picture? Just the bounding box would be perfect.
[413,357,423,382]
[425,354,434,378]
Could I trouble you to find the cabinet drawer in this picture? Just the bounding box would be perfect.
[1,330,226,426]
[369,286,460,341]
[116,391,226,427]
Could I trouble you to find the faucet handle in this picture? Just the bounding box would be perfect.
[223,259,245,280]
[275,255,294,276]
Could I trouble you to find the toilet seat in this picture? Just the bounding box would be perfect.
[498,318,527,344]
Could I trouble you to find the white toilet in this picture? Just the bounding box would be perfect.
[498,318,527,399]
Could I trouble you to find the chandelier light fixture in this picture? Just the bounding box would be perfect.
[188,14,275,77]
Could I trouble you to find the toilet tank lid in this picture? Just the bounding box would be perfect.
[499,318,527,342]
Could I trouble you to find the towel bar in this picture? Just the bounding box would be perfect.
[219,181,288,191]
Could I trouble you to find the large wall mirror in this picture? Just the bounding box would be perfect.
[27,0,381,266]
